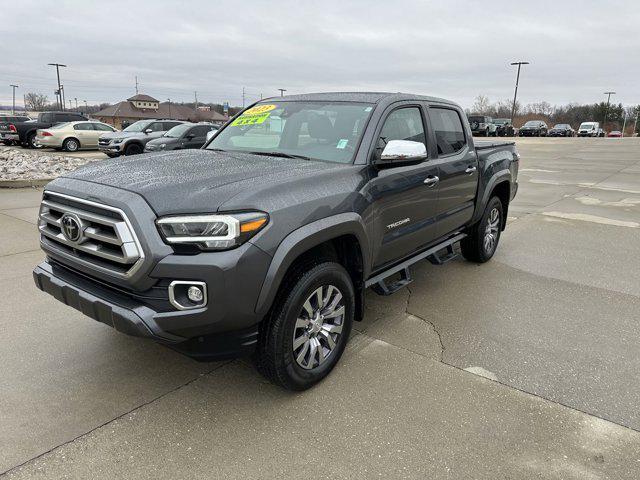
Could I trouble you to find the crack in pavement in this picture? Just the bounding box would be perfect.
[405,284,444,361]
[0,360,234,478]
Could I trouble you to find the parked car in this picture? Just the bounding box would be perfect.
[548,124,575,137]
[577,122,600,137]
[33,92,520,390]
[518,120,548,137]
[0,114,31,145]
[607,130,622,138]
[144,123,218,152]
[13,111,88,148]
[468,115,497,136]
[492,118,515,137]
[98,119,185,157]
[35,121,117,152]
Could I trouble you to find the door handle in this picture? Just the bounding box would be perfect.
[424,176,439,187]
[465,166,477,174]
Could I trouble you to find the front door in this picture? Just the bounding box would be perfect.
[427,106,479,238]
[368,105,441,270]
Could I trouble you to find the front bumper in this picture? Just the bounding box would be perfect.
[33,259,262,360]
[99,143,123,153]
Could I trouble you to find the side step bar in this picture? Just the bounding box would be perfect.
[366,233,467,296]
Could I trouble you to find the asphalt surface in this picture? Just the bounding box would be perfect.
[1,137,639,479]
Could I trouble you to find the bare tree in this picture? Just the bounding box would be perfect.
[24,92,49,111]
[471,95,492,115]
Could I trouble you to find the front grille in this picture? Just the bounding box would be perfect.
[98,138,110,146]
[38,192,144,278]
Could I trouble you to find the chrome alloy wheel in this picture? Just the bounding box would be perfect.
[483,207,500,254]
[292,285,345,370]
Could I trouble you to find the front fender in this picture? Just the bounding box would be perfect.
[254,212,370,316]
[471,169,511,225]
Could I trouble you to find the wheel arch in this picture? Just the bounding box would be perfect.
[255,213,370,321]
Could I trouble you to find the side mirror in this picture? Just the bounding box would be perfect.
[376,140,427,166]
[144,128,153,134]
[185,133,195,140]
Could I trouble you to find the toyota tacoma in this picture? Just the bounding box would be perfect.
[33,92,519,390]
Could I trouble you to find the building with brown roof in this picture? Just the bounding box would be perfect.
[93,94,228,129]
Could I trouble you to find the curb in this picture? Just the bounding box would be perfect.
[0,178,52,188]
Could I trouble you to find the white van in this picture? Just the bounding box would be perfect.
[578,122,599,137]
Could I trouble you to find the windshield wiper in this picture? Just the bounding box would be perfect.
[246,151,313,161]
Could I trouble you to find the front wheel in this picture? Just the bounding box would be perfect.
[124,143,143,156]
[254,262,354,390]
[461,196,504,263]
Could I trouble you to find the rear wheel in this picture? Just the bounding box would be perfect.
[62,138,80,152]
[254,262,354,390]
[124,143,143,156]
[461,196,503,263]
[26,132,38,148]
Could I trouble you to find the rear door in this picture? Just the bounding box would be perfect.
[368,104,441,270]
[426,105,479,238]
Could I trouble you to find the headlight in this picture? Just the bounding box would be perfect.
[112,138,123,144]
[159,143,166,149]
[156,212,269,251]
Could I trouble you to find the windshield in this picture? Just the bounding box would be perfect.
[164,123,193,138]
[524,121,540,127]
[206,101,374,164]
[553,124,568,129]
[579,123,595,129]
[123,120,154,132]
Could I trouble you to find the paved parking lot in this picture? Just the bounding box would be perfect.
[1,137,639,479]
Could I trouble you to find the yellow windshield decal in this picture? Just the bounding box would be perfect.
[231,113,271,126]
[242,104,277,116]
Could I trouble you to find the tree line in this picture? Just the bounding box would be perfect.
[468,95,639,134]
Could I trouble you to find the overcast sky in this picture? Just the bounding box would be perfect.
[2,0,639,109]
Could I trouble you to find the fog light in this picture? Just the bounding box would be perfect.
[188,286,204,303]
[168,281,207,310]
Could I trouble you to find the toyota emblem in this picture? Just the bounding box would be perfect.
[61,213,83,242]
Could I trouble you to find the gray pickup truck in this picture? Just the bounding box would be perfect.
[33,92,519,390]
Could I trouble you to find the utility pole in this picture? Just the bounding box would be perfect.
[61,85,66,112]
[602,91,616,133]
[47,63,67,110]
[167,98,172,118]
[9,85,18,114]
[83,99,88,113]
[194,91,198,110]
[621,114,627,138]
[278,88,287,97]
[68,99,73,110]
[74,97,78,110]
[135,76,139,94]
[242,87,246,108]
[509,62,529,125]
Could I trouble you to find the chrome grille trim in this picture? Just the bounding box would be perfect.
[38,192,145,279]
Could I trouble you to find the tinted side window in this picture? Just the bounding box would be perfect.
[73,123,94,131]
[379,107,426,150]
[148,122,165,132]
[430,108,466,155]
[40,113,53,123]
[92,123,114,131]
[191,126,210,137]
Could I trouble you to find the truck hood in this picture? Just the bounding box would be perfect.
[61,149,347,215]
[99,131,144,141]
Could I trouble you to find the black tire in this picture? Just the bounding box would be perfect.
[62,138,80,152]
[461,196,504,263]
[26,132,38,149]
[2,140,12,146]
[254,261,355,391]
[105,153,119,158]
[124,143,143,156]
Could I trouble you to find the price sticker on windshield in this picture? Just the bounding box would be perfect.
[231,113,271,126]
[242,104,277,116]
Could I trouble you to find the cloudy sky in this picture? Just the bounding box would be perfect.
[2,0,639,109]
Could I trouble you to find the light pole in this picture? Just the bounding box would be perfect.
[83,100,88,113]
[9,84,18,114]
[74,97,78,110]
[509,61,529,125]
[167,98,172,118]
[602,91,616,133]
[278,88,287,97]
[47,63,67,110]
